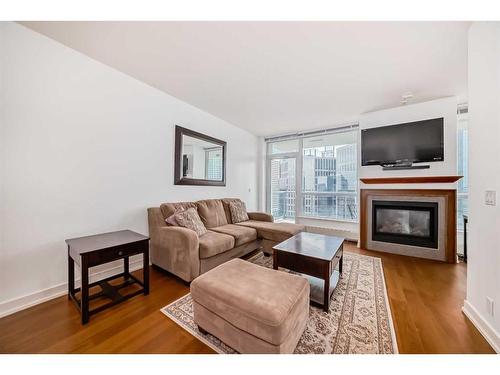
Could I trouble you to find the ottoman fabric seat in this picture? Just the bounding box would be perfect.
[191,258,310,353]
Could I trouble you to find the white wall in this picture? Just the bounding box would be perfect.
[359,96,459,191]
[462,22,500,353]
[0,23,259,315]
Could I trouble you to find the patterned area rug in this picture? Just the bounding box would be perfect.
[161,252,398,354]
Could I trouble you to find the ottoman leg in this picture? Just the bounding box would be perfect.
[198,325,208,335]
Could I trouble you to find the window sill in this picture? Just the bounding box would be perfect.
[296,215,359,224]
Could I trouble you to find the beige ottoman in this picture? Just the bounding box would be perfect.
[190,258,310,354]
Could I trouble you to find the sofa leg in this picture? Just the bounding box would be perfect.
[198,325,208,335]
[263,252,272,257]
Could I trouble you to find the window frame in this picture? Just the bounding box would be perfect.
[266,126,359,223]
[266,141,301,222]
[456,111,468,233]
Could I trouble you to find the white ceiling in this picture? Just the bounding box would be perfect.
[21,21,470,136]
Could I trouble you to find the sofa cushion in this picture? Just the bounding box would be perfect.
[198,231,235,259]
[236,220,305,242]
[221,198,243,224]
[247,212,273,222]
[174,208,208,236]
[160,201,197,222]
[196,199,228,229]
[210,224,257,247]
[191,258,310,346]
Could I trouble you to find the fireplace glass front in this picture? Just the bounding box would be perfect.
[372,200,439,249]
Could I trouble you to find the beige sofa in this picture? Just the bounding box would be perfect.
[148,198,305,282]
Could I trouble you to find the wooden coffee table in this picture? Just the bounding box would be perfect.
[273,232,344,312]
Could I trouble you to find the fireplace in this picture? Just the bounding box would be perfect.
[360,189,457,263]
[372,200,438,249]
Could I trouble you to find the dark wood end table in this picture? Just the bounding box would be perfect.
[66,230,150,324]
[273,232,344,312]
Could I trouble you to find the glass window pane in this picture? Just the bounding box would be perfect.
[268,139,299,155]
[300,130,358,221]
[302,193,358,221]
[270,158,296,222]
[266,129,359,223]
[457,113,468,234]
[457,119,468,195]
[456,112,468,258]
[302,132,357,193]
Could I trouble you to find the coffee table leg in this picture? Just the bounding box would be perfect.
[273,250,278,270]
[323,264,330,312]
[339,254,343,274]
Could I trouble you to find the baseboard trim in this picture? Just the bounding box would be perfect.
[462,299,500,353]
[0,259,145,319]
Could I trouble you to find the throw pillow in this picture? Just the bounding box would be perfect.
[165,214,179,226]
[165,208,184,226]
[229,200,249,223]
[174,208,208,236]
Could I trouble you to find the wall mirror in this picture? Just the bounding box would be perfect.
[174,125,226,186]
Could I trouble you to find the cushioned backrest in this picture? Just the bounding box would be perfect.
[196,199,228,228]
[221,198,243,224]
[160,201,197,222]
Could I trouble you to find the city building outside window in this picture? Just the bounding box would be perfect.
[268,140,298,222]
[301,132,358,221]
[266,128,358,223]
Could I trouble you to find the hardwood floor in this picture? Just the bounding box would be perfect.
[0,242,494,354]
[350,245,494,354]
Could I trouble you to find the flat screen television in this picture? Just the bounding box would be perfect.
[361,117,444,166]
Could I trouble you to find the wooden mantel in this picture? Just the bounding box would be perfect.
[360,176,463,184]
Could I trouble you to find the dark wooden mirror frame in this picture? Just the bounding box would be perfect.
[174,125,227,186]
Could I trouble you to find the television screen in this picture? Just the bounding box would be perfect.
[361,118,444,166]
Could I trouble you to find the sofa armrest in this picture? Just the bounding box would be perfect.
[247,212,274,222]
[148,207,200,282]
[153,226,200,282]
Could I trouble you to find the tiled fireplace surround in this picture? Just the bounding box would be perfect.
[360,189,457,263]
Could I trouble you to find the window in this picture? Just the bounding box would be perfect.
[268,139,299,155]
[267,139,299,222]
[301,132,358,221]
[457,112,468,232]
[266,128,358,223]
[269,158,296,222]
